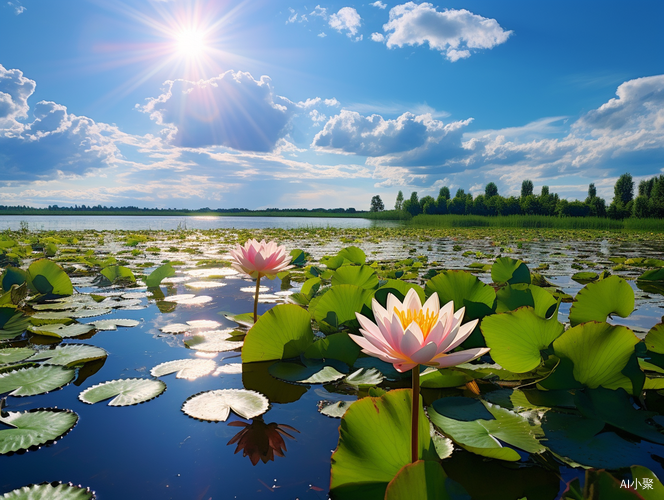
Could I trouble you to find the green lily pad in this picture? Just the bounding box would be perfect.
[27,260,73,296]
[150,359,217,380]
[0,348,35,366]
[310,285,372,333]
[419,368,470,389]
[645,323,664,354]
[242,304,314,362]
[29,323,95,339]
[330,389,436,499]
[184,330,243,352]
[268,360,347,384]
[87,319,139,331]
[181,388,269,421]
[428,397,544,461]
[337,246,366,265]
[0,308,29,340]
[331,265,379,290]
[491,257,531,285]
[568,276,634,327]
[424,271,495,321]
[481,307,564,373]
[638,268,664,283]
[0,482,95,499]
[0,408,79,455]
[0,365,75,396]
[495,284,557,318]
[79,378,166,406]
[29,345,108,367]
[304,332,361,366]
[145,263,175,288]
[384,460,453,500]
[319,400,352,418]
[571,271,599,284]
[343,368,384,387]
[1,267,28,293]
[100,265,136,284]
[540,323,640,393]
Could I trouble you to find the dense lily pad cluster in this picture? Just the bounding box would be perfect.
[2,226,664,498]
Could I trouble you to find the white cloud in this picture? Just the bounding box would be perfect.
[329,7,362,37]
[318,32,327,38]
[371,1,387,9]
[311,5,327,18]
[286,8,298,24]
[309,109,327,124]
[381,2,512,62]
[371,32,385,42]
[141,71,296,152]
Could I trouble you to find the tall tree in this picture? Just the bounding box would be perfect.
[370,195,384,212]
[394,191,404,211]
[541,185,550,196]
[521,180,534,198]
[614,173,634,205]
[587,183,597,199]
[485,182,498,198]
[438,186,451,200]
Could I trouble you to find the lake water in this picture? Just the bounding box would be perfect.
[0,215,402,231]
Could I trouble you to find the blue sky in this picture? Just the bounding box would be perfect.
[1,0,664,210]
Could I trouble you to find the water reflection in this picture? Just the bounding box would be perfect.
[227,417,300,466]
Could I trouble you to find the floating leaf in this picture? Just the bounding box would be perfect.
[29,344,107,367]
[424,271,495,321]
[343,368,384,387]
[242,304,314,363]
[481,307,564,373]
[310,285,372,333]
[0,348,35,366]
[145,263,175,288]
[495,284,557,318]
[29,323,94,339]
[1,267,28,292]
[86,318,139,331]
[540,322,640,393]
[645,323,664,354]
[428,397,544,461]
[150,359,216,380]
[185,330,243,353]
[181,389,269,422]
[491,257,531,285]
[0,408,79,455]
[374,280,426,308]
[568,276,634,327]
[0,482,95,499]
[214,363,243,375]
[187,319,221,329]
[100,265,136,284]
[27,259,73,297]
[337,246,366,265]
[419,368,471,389]
[0,308,29,340]
[331,265,379,290]
[160,323,191,334]
[0,365,75,396]
[162,294,212,305]
[79,378,166,406]
[304,332,361,366]
[319,400,351,418]
[330,389,436,499]
[268,361,346,384]
[384,460,452,500]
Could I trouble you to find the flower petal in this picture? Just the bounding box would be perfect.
[400,324,424,356]
[409,342,438,364]
[422,293,440,316]
[431,347,490,368]
[403,288,422,312]
[394,361,418,373]
[444,319,479,352]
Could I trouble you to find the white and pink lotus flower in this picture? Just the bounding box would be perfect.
[229,239,293,279]
[350,288,490,372]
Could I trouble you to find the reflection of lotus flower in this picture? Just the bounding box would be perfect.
[227,418,299,466]
[350,289,490,373]
[229,239,293,279]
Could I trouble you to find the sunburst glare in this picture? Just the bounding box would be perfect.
[175,29,206,57]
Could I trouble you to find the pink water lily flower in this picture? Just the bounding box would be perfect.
[350,288,490,372]
[229,239,293,279]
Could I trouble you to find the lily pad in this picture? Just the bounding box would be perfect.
[303,332,361,366]
[319,400,351,418]
[337,246,366,265]
[424,271,495,321]
[481,307,564,373]
[0,482,97,500]
[181,388,269,421]
[145,263,175,288]
[310,284,372,333]
[331,265,379,290]
[29,323,95,339]
[645,323,664,354]
[268,360,347,384]
[0,482,95,499]
[384,460,452,500]
[185,330,244,353]
[494,284,557,318]
[568,276,634,327]
[100,265,136,284]
[330,389,436,499]
[242,304,314,363]
[86,319,139,331]
[150,359,217,380]
[28,260,73,296]
[0,408,79,455]
[0,365,75,396]
[491,257,531,285]
[79,378,166,406]
[343,368,385,387]
[374,280,426,308]
[0,348,35,366]
[29,345,107,367]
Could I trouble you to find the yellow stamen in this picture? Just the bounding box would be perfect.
[394,307,439,339]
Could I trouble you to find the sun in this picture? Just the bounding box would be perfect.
[175,29,206,57]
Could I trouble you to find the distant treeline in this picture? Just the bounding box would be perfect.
[0,205,364,217]
[378,173,664,219]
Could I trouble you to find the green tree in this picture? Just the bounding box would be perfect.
[541,185,549,197]
[419,196,436,214]
[438,186,451,200]
[403,192,422,216]
[521,180,534,198]
[614,173,634,205]
[370,195,384,212]
[587,183,597,200]
[485,182,498,198]
[394,190,404,211]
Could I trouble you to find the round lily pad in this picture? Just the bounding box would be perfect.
[79,378,166,406]
[182,389,269,422]
[150,359,216,380]
[0,348,35,366]
[0,408,79,454]
[87,319,139,331]
[0,365,76,397]
[184,330,243,352]
[28,345,108,367]
[1,482,94,500]
[29,323,95,339]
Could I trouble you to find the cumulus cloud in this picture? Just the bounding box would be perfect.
[371,32,385,42]
[312,109,472,164]
[0,65,120,183]
[371,1,387,9]
[329,7,362,37]
[141,71,296,152]
[381,2,511,62]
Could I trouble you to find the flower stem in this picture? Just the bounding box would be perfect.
[253,274,261,324]
[411,366,420,464]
